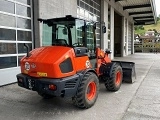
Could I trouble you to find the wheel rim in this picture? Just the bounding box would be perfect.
[115,71,121,86]
[87,81,96,101]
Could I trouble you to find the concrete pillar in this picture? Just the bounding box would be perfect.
[110,6,114,59]
[131,23,135,54]
[122,17,125,56]
[126,19,129,55]
[101,0,108,50]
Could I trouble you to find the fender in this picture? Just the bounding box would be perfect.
[99,62,119,78]
[76,68,98,88]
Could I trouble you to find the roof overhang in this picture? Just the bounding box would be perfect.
[116,0,157,25]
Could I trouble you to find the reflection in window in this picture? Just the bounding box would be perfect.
[0,0,15,14]
[76,19,85,46]
[0,43,16,54]
[77,0,100,47]
[17,17,31,29]
[42,24,52,46]
[18,43,32,53]
[0,28,16,40]
[16,4,31,17]
[86,23,95,51]
[0,56,17,69]
[16,0,30,5]
[0,13,16,27]
[17,30,31,41]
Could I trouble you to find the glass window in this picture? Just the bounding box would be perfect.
[96,40,100,44]
[0,13,16,27]
[85,4,89,11]
[42,19,77,47]
[0,56,17,69]
[42,24,52,46]
[0,0,15,14]
[17,30,32,41]
[89,0,93,6]
[18,43,32,53]
[96,10,100,16]
[90,7,93,13]
[17,17,31,29]
[76,19,85,46]
[16,4,31,17]
[86,23,95,50]
[0,43,16,54]
[0,28,16,41]
[80,1,85,9]
[97,4,100,10]
[77,0,79,6]
[16,0,30,5]
[96,34,100,39]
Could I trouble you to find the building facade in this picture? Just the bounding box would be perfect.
[0,0,156,86]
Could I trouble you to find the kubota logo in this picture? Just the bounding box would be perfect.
[25,62,30,71]
[86,60,90,68]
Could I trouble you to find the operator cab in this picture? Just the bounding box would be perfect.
[39,15,97,67]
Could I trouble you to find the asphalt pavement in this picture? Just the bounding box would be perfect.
[0,53,160,120]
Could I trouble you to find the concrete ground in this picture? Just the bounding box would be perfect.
[0,53,160,120]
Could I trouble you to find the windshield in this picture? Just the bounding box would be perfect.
[41,18,96,54]
[42,19,85,47]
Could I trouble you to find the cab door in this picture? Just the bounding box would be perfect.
[86,23,97,68]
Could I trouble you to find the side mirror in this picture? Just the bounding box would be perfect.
[105,49,111,54]
[102,26,106,33]
[62,28,67,35]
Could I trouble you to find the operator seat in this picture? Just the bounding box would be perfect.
[54,39,68,46]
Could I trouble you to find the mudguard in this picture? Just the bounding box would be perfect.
[99,62,118,78]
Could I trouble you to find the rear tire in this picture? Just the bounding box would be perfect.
[72,72,99,109]
[105,63,123,91]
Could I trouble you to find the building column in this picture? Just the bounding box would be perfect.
[131,23,135,54]
[122,17,125,56]
[126,19,129,55]
[101,0,108,50]
[110,6,114,59]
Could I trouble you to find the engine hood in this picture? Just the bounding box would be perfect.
[20,46,76,78]
[28,46,74,63]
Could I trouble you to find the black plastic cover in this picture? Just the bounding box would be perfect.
[59,58,73,73]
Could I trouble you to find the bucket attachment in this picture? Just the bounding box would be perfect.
[112,61,136,83]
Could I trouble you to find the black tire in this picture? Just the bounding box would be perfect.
[38,92,54,99]
[72,72,99,109]
[105,63,123,91]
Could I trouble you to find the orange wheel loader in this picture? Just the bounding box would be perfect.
[16,15,136,109]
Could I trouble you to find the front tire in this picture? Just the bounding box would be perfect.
[72,72,99,109]
[105,63,123,91]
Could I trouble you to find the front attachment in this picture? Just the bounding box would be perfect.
[113,61,136,83]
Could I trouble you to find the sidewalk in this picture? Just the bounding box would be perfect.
[0,53,160,120]
[120,53,160,120]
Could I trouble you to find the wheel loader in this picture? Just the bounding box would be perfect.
[16,15,136,109]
